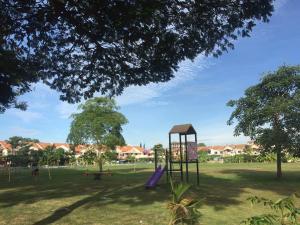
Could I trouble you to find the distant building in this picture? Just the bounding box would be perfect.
[198,143,261,156]
[116,146,154,160]
[0,141,12,156]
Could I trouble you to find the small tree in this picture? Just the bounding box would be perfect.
[67,97,128,172]
[227,65,300,178]
[104,150,118,163]
[81,149,97,166]
[197,143,206,147]
[40,145,57,180]
[198,151,209,163]
[152,144,165,164]
[127,155,136,172]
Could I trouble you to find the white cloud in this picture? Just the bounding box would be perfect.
[144,100,169,107]
[274,0,288,12]
[197,124,249,146]
[10,110,43,123]
[7,126,40,137]
[116,54,211,106]
[56,102,78,119]
[200,133,249,146]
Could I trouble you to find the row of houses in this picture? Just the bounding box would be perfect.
[0,140,154,159]
[1,140,260,159]
[198,143,260,156]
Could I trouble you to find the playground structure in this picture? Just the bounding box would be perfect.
[145,124,200,188]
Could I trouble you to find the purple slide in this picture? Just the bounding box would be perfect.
[145,165,165,188]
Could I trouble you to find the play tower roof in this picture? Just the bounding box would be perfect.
[169,124,196,135]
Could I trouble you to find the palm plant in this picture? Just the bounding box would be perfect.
[167,179,201,225]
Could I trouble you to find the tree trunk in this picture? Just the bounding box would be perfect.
[8,164,11,182]
[276,147,282,178]
[48,167,52,180]
[47,160,52,180]
[98,156,103,172]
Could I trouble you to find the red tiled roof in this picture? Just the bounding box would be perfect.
[75,145,88,153]
[53,143,70,148]
[207,146,225,151]
[116,146,144,153]
[0,141,11,150]
[228,144,246,149]
[37,142,53,149]
[198,146,209,151]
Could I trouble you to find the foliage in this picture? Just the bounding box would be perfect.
[198,151,210,163]
[1,1,274,112]
[67,97,127,148]
[40,145,59,166]
[167,179,201,225]
[227,65,300,178]
[241,194,300,225]
[152,144,165,163]
[80,150,97,166]
[5,143,75,168]
[67,97,127,172]
[197,143,206,147]
[127,155,136,163]
[7,145,42,167]
[6,136,39,149]
[222,153,300,164]
[103,150,118,162]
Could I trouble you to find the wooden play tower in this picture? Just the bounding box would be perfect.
[166,124,200,185]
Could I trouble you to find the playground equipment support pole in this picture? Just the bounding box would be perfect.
[185,134,189,183]
[179,134,183,182]
[154,146,158,170]
[195,133,200,185]
[169,133,172,179]
[165,148,169,182]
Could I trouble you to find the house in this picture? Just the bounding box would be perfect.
[116,146,145,159]
[27,142,71,152]
[206,146,224,155]
[0,141,11,156]
[53,143,71,152]
[198,144,260,157]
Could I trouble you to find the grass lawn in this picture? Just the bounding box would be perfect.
[0,163,300,225]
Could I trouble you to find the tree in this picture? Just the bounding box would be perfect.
[67,97,128,172]
[1,1,274,112]
[81,149,97,166]
[198,151,209,163]
[127,155,136,172]
[227,65,300,178]
[152,144,165,164]
[6,136,39,150]
[197,143,206,147]
[104,150,118,163]
[40,145,57,180]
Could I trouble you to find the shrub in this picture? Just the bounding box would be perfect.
[167,179,201,225]
[241,194,300,225]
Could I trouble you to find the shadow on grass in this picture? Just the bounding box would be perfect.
[0,165,299,224]
[218,168,300,195]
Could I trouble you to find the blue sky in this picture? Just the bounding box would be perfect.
[0,0,299,148]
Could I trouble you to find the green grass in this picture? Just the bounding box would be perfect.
[0,163,300,225]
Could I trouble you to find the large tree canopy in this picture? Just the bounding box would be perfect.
[67,97,128,149]
[0,0,274,112]
[227,65,300,178]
